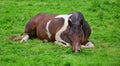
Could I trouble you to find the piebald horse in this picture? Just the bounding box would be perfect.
[10,12,94,52]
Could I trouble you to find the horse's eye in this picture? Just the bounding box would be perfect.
[69,33,73,36]
[79,36,81,38]
[67,34,72,38]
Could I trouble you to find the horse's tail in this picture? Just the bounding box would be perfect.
[8,33,30,43]
[9,35,23,41]
[9,33,25,41]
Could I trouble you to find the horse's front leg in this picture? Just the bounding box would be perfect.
[54,41,70,47]
[81,42,94,48]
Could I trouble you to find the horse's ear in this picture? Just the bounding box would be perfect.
[68,18,72,26]
[80,19,84,27]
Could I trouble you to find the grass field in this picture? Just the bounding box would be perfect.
[0,0,120,66]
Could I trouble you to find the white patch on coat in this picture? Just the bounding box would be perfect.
[20,34,29,43]
[46,20,52,38]
[81,42,94,48]
[55,14,72,46]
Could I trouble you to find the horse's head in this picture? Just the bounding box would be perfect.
[67,12,84,52]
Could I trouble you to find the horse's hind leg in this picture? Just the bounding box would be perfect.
[20,21,37,43]
[20,33,29,43]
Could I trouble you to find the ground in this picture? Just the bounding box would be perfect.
[0,0,120,66]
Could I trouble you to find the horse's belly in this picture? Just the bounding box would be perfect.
[36,25,55,42]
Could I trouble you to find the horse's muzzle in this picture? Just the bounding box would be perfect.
[72,50,80,53]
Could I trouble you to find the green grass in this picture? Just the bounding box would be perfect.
[0,0,120,66]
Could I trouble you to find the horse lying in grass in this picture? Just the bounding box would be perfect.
[10,12,94,52]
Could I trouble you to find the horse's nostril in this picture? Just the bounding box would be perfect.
[72,50,75,53]
[78,50,80,52]
[72,50,80,53]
